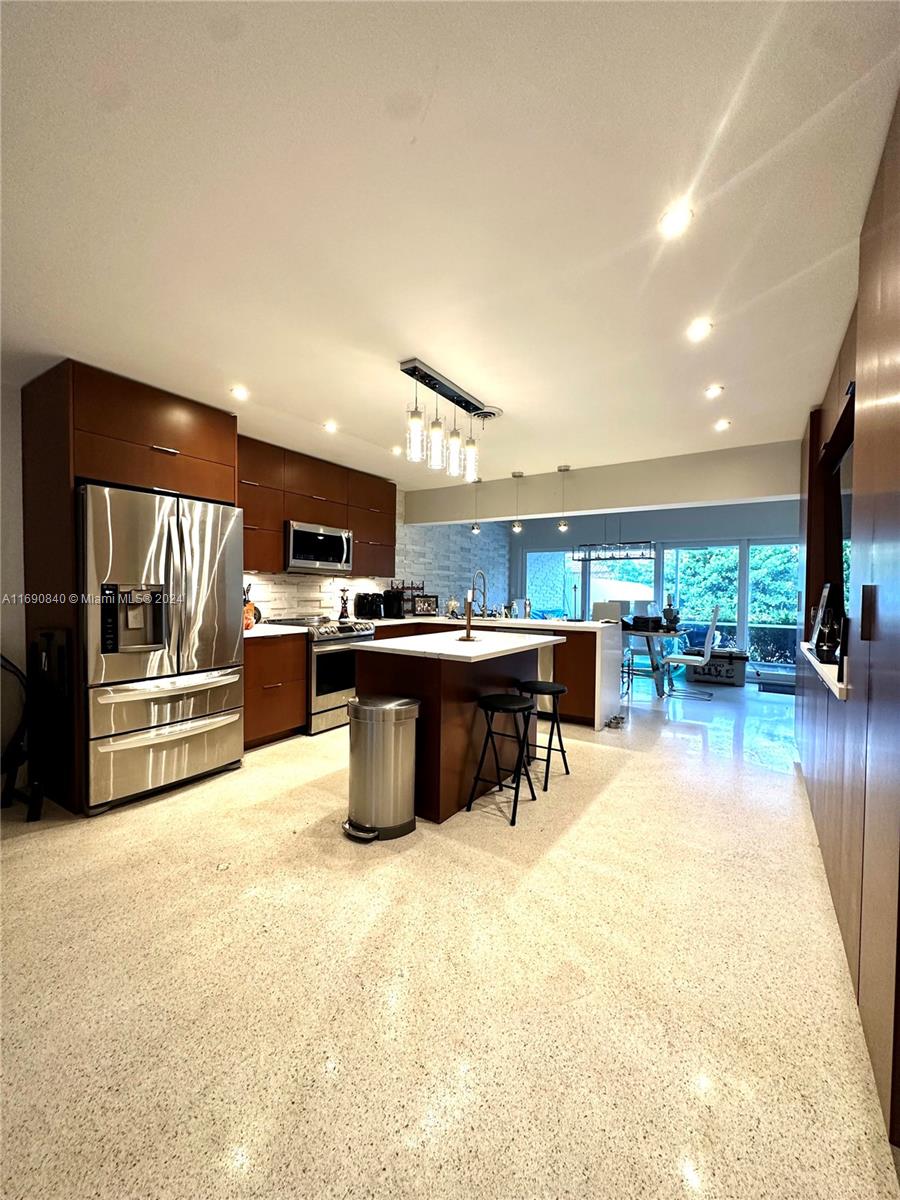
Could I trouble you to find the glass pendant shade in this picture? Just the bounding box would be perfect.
[471,523,481,535]
[557,518,569,533]
[427,415,446,470]
[406,403,424,463]
[446,426,463,477]
[464,435,479,483]
[512,520,523,534]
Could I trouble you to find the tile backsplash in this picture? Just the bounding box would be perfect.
[244,490,511,620]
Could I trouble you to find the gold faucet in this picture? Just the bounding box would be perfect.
[459,590,477,641]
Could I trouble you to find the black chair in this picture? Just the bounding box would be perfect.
[466,693,536,826]
[517,680,570,792]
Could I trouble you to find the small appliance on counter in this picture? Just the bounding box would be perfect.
[382,589,405,619]
[354,592,384,619]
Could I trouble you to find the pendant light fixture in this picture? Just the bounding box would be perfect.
[427,390,446,470]
[471,477,481,534]
[446,410,463,478]
[511,471,524,533]
[557,465,570,533]
[406,380,425,463]
[464,415,479,483]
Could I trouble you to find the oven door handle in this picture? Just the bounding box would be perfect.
[312,640,371,655]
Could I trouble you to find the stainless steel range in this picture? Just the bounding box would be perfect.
[266,617,375,734]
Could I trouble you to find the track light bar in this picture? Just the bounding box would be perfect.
[400,359,501,420]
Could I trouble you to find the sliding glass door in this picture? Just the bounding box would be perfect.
[747,542,799,666]
[522,539,800,673]
[662,544,739,648]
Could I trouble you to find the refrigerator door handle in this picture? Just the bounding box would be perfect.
[95,710,240,752]
[167,514,183,655]
[179,511,194,640]
[95,672,242,704]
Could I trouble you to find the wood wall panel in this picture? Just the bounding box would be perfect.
[854,93,900,1142]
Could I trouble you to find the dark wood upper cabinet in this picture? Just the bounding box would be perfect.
[348,470,396,515]
[283,492,348,531]
[352,540,395,579]
[349,505,395,546]
[238,435,284,490]
[72,363,236,466]
[239,482,282,530]
[284,450,348,504]
[243,528,283,574]
[74,430,235,504]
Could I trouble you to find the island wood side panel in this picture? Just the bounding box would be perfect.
[355,647,539,823]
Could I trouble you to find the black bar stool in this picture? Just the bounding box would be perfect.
[466,693,536,826]
[518,681,570,792]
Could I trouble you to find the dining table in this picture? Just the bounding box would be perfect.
[624,627,685,698]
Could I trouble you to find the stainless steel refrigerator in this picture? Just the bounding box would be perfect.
[81,484,244,809]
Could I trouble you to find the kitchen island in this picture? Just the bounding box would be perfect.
[370,616,621,729]
[356,629,564,823]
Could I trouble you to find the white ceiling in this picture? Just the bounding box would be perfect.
[3,3,899,491]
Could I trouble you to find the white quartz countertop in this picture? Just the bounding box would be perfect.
[244,623,309,638]
[357,629,565,662]
[371,616,617,632]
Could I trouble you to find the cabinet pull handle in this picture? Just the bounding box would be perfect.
[152,444,180,456]
[311,494,327,501]
[240,479,259,486]
[262,682,283,690]
[860,584,876,642]
[244,524,259,531]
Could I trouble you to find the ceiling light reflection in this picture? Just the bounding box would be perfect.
[659,197,693,240]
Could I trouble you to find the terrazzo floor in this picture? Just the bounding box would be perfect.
[2,684,897,1199]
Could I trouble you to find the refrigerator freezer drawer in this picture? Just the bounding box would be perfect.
[88,709,243,808]
[88,667,244,737]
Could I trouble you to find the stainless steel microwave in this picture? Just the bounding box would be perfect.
[285,521,353,574]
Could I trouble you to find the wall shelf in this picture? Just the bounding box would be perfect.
[800,641,847,701]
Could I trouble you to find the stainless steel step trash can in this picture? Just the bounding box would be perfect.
[343,696,420,842]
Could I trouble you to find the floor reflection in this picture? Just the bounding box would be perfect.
[575,675,798,776]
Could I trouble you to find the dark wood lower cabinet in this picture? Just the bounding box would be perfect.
[796,94,900,1147]
[552,631,596,721]
[244,679,307,745]
[243,634,307,746]
[356,647,539,823]
[799,654,862,990]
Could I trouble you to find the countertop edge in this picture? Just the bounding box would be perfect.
[799,642,847,701]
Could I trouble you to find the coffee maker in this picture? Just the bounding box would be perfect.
[382,589,405,619]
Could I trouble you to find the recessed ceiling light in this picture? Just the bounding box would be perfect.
[704,383,725,400]
[391,445,402,456]
[323,420,338,434]
[229,384,250,402]
[686,317,713,343]
[713,418,731,432]
[658,197,693,240]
